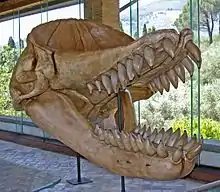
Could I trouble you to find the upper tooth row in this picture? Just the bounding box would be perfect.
[148,57,194,94]
[87,36,200,95]
[93,125,203,163]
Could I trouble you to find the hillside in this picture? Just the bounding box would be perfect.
[120,0,186,35]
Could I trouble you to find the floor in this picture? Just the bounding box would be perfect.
[0,140,205,192]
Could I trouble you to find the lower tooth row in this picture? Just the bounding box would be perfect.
[93,125,203,162]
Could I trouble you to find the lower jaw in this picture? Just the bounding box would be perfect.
[23,90,198,181]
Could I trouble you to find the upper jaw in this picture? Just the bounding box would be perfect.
[86,28,201,97]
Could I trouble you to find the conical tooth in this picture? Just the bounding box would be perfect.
[87,83,94,94]
[101,75,112,95]
[185,40,202,66]
[94,124,100,135]
[118,63,128,89]
[126,59,135,80]
[186,143,202,160]
[104,130,110,144]
[136,134,144,152]
[154,128,164,144]
[183,134,197,151]
[113,130,124,149]
[166,69,178,88]
[153,77,164,94]
[121,131,132,151]
[97,126,105,141]
[144,137,156,156]
[95,80,102,92]
[175,64,186,83]
[167,128,181,147]
[149,128,157,142]
[163,127,173,144]
[157,140,168,158]
[143,127,151,139]
[144,46,155,67]
[172,146,183,163]
[162,38,175,58]
[130,134,139,152]
[110,69,119,93]
[174,130,188,147]
[138,127,145,136]
[108,130,118,147]
[160,74,170,92]
[149,81,158,93]
[182,57,194,76]
[133,54,144,75]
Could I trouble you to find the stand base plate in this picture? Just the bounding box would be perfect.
[66,178,93,185]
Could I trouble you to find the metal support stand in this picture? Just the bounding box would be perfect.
[117,88,126,192]
[66,153,92,185]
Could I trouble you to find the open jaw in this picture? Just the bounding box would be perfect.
[10,25,203,180]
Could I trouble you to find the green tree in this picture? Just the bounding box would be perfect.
[142,24,147,35]
[7,36,16,49]
[0,45,19,115]
[120,21,124,32]
[174,0,220,44]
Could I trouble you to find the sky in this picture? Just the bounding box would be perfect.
[0,3,84,46]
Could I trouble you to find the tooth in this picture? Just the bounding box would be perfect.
[167,128,180,147]
[162,38,175,58]
[108,130,118,147]
[160,74,170,92]
[183,134,197,151]
[104,130,110,144]
[186,143,202,160]
[157,140,168,158]
[126,59,135,80]
[97,126,105,141]
[154,128,164,144]
[110,69,119,93]
[138,127,145,136]
[149,81,158,93]
[143,127,151,139]
[174,130,188,147]
[175,64,186,83]
[118,63,128,89]
[185,40,202,65]
[166,69,178,88]
[149,128,157,142]
[182,57,194,76]
[136,134,144,151]
[144,137,156,156]
[121,131,132,151]
[130,134,139,152]
[133,54,143,75]
[94,124,100,135]
[163,127,173,144]
[153,77,164,94]
[172,146,183,162]
[87,83,94,94]
[95,80,102,92]
[113,130,124,149]
[101,75,112,95]
[144,46,155,67]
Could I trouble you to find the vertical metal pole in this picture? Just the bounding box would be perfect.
[77,154,82,182]
[117,89,125,192]
[197,0,201,165]
[189,0,194,138]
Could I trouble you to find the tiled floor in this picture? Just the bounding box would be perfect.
[0,140,204,192]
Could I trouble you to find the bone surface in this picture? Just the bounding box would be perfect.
[9,18,203,180]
